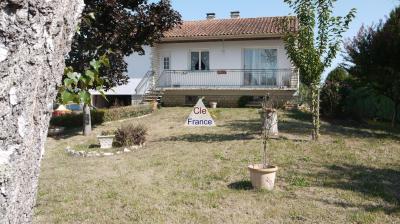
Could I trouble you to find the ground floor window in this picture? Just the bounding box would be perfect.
[185,96,199,105]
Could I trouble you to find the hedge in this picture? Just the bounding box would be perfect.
[50,105,152,128]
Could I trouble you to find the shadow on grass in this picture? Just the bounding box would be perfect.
[88,144,100,148]
[312,163,400,207]
[281,110,400,140]
[228,180,253,190]
[316,198,400,215]
[160,133,256,142]
[221,119,261,134]
[48,127,82,140]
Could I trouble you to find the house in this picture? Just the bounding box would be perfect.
[137,12,299,107]
[90,78,143,108]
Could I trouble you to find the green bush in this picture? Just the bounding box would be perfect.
[50,105,152,128]
[114,124,147,147]
[343,87,399,122]
[49,113,84,128]
[238,96,253,108]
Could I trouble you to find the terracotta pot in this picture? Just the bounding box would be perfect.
[248,164,278,190]
[97,135,114,149]
[210,102,217,109]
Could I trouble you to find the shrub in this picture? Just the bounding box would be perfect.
[101,105,152,122]
[238,96,253,108]
[114,124,147,147]
[49,113,83,128]
[320,67,351,118]
[50,105,152,128]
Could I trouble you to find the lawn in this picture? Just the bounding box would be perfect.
[34,107,400,224]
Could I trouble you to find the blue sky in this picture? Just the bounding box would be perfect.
[127,0,399,79]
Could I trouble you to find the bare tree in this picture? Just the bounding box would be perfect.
[0,0,83,222]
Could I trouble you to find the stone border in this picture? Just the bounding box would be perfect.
[65,144,144,157]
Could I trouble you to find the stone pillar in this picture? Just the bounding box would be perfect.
[0,0,83,223]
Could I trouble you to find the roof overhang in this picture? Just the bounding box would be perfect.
[159,33,285,43]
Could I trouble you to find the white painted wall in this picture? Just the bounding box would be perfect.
[125,46,151,78]
[156,39,293,72]
[154,39,295,87]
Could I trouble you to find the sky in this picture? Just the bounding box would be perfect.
[126,0,399,79]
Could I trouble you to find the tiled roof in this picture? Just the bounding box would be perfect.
[161,16,298,42]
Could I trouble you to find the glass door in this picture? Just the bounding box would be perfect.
[244,49,278,86]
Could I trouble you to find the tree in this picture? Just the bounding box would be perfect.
[280,0,356,140]
[60,54,110,135]
[0,0,83,222]
[66,0,181,90]
[320,67,350,117]
[344,6,400,127]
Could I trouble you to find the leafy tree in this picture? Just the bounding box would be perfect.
[326,67,348,83]
[66,0,181,89]
[280,0,356,140]
[320,67,350,117]
[344,6,400,127]
[60,0,181,135]
[60,55,110,135]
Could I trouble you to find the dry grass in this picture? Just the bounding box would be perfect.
[34,107,400,224]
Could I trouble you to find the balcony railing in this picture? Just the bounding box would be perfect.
[157,69,299,89]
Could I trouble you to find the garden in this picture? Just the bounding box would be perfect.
[34,107,400,223]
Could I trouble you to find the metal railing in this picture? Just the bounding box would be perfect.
[135,70,154,95]
[157,69,299,89]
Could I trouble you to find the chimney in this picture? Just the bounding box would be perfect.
[231,11,240,19]
[206,13,216,20]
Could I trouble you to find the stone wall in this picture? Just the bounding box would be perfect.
[0,0,83,223]
[162,89,297,107]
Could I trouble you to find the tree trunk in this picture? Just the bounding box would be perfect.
[311,84,320,141]
[83,103,92,136]
[0,1,83,223]
[392,102,399,128]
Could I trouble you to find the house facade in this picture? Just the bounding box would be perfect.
[138,12,299,107]
[90,78,143,108]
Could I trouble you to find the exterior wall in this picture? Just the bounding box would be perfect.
[154,39,297,107]
[162,89,296,107]
[155,39,293,74]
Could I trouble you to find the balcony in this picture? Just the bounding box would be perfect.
[157,69,299,90]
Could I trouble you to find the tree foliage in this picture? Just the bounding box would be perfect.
[280,0,356,139]
[60,54,110,105]
[344,6,400,126]
[320,67,350,117]
[65,0,181,89]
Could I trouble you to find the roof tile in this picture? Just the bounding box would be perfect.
[162,16,298,41]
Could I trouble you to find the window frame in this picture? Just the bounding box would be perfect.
[163,56,170,70]
[190,50,210,71]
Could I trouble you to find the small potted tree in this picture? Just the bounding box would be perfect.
[97,130,115,149]
[248,94,278,190]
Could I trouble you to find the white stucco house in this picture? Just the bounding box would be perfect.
[136,12,299,107]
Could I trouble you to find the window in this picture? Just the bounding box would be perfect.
[244,49,278,86]
[244,49,277,70]
[185,96,199,105]
[163,57,170,70]
[191,51,209,70]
